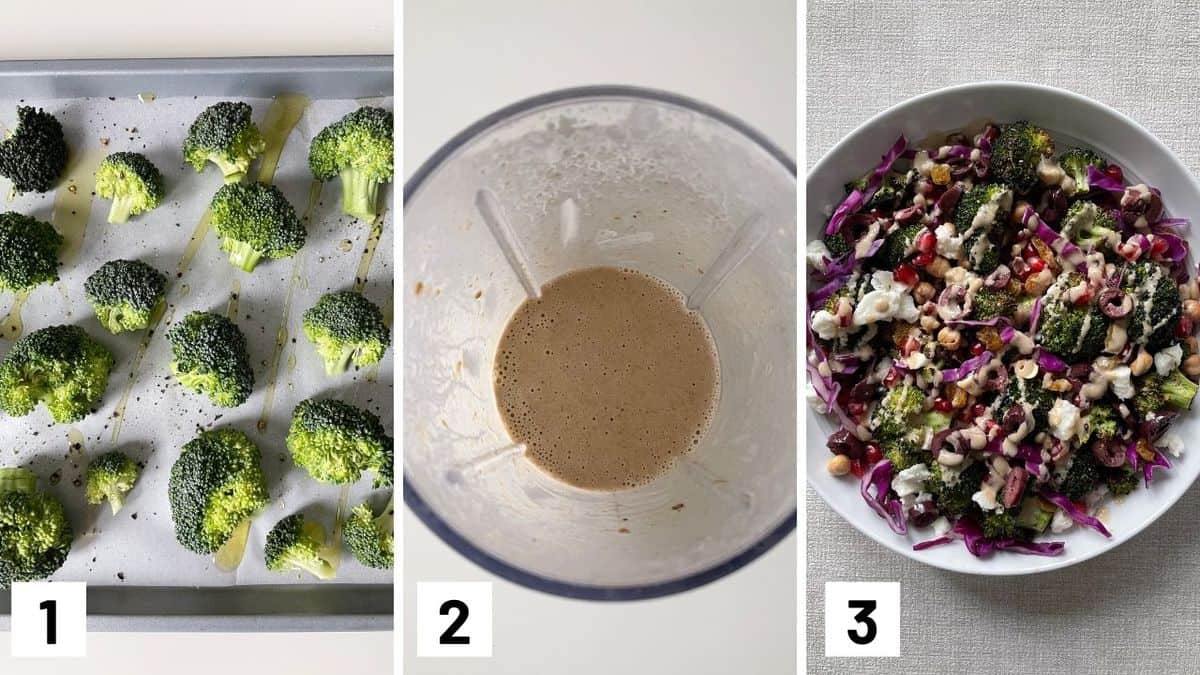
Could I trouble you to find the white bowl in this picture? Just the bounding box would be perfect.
[806,81,1200,575]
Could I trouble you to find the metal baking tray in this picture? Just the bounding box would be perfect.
[0,55,393,632]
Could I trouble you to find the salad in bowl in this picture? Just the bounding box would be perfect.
[807,119,1200,558]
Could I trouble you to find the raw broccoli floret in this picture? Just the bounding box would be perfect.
[182,101,265,183]
[94,152,165,223]
[1060,450,1102,500]
[286,398,393,486]
[309,106,393,222]
[1037,273,1109,360]
[0,325,114,423]
[0,467,72,589]
[868,383,925,441]
[166,311,254,408]
[264,512,336,580]
[85,451,139,515]
[0,212,63,293]
[1058,147,1107,197]
[1059,201,1120,250]
[1083,405,1119,441]
[209,182,306,272]
[991,121,1054,193]
[981,509,1018,539]
[168,428,269,554]
[1124,261,1182,351]
[0,107,68,194]
[927,461,987,518]
[971,287,1018,321]
[301,290,391,375]
[343,496,393,570]
[83,259,167,334]
[1161,368,1198,410]
[874,222,924,268]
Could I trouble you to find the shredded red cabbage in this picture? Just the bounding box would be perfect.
[1039,488,1112,538]
[1025,208,1084,265]
[1036,350,1067,373]
[825,136,908,235]
[860,459,907,534]
[939,350,993,383]
[1125,439,1172,487]
[1087,165,1126,194]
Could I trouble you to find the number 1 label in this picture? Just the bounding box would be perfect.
[10,582,86,658]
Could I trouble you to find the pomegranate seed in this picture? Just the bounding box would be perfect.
[933,397,952,413]
[894,263,919,287]
[1177,317,1194,337]
[1151,237,1169,256]
[970,342,985,356]
[866,445,883,465]
[1022,243,1039,259]
[917,231,937,254]
[883,368,901,387]
[1073,289,1094,306]
[1027,258,1045,274]
[913,251,935,267]
[972,404,987,417]
[1105,164,1124,182]
[850,459,866,478]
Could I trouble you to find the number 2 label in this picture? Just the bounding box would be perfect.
[417,582,492,657]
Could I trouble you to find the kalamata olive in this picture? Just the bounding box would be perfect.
[1091,437,1127,468]
[908,499,939,528]
[847,380,875,404]
[937,284,970,321]
[1002,467,1029,508]
[1002,405,1027,434]
[1038,188,1069,225]
[828,429,866,459]
[985,364,1009,392]
[984,265,1012,289]
[928,428,953,458]
[1140,410,1177,441]
[1069,363,1093,379]
[1050,438,1071,462]
[1098,287,1133,318]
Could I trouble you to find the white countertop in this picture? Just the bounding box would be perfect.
[404,1,796,673]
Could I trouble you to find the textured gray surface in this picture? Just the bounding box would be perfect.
[807,1,1200,673]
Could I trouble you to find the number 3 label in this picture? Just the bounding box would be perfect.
[416,582,492,658]
[10,582,86,658]
[824,582,900,657]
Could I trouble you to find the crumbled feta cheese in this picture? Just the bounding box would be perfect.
[1155,344,1184,377]
[972,485,1000,512]
[905,351,928,370]
[805,382,828,414]
[913,150,934,177]
[1161,432,1185,458]
[811,309,847,341]
[1047,399,1081,441]
[852,271,920,326]
[1050,509,1074,533]
[934,223,961,259]
[892,463,932,498]
[931,516,951,535]
[806,239,832,272]
[1107,364,1135,400]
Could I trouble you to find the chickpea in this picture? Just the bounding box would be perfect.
[937,327,962,351]
[949,385,969,409]
[1013,359,1039,380]
[1023,268,1054,295]
[1184,354,1200,379]
[1011,201,1031,225]
[926,256,950,278]
[914,281,937,304]
[1185,300,1200,322]
[826,455,851,476]
[1130,350,1154,377]
[920,314,941,333]
[1047,378,1072,393]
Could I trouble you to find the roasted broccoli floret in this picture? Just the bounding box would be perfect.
[182,101,265,183]
[166,311,254,407]
[991,121,1054,193]
[0,325,113,423]
[309,106,394,222]
[1124,261,1182,351]
[85,451,139,515]
[881,436,927,472]
[264,512,336,580]
[0,212,63,294]
[1106,468,1139,497]
[1058,147,1107,197]
[1133,374,1165,417]
[971,287,1018,321]
[209,182,305,272]
[1037,273,1109,360]
[874,222,924,268]
[343,496,393,570]
[83,259,167,334]
[0,467,72,588]
[927,461,987,518]
[953,183,1014,233]
[301,290,391,375]
[1060,450,1102,500]
[287,398,393,486]
[868,383,925,441]
[981,509,1018,540]
[822,231,852,259]
[94,152,165,223]
[0,107,67,194]
[1161,368,1199,410]
[1083,405,1119,441]
[168,428,269,554]
[996,376,1056,430]
[1059,201,1120,250]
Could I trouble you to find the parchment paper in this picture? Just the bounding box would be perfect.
[0,94,394,587]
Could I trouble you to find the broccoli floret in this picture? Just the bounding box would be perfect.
[0,325,114,423]
[0,212,63,293]
[953,183,1012,274]
[286,398,393,486]
[1124,261,1182,351]
[85,451,139,515]
[309,106,393,222]
[0,107,67,194]
[1133,374,1165,417]
[1106,468,1139,497]
[1059,201,1120,250]
[823,231,852,259]
[874,222,924,268]
[0,467,72,589]
[1058,147,1107,197]
[981,509,1018,539]
[182,101,266,183]
[1037,273,1109,360]
[301,290,391,375]
[1161,368,1198,410]
[995,376,1056,430]
[991,121,1054,193]
[928,461,987,518]
[869,383,925,440]
[343,496,393,570]
[881,437,927,472]
[1083,405,1119,441]
[1060,450,1102,500]
[971,287,1018,321]
[264,512,336,580]
[166,311,254,408]
[94,152,165,223]
[922,409,954,431]
[209,182,306,272]
[168,428,269,554]
[83,259,167,334]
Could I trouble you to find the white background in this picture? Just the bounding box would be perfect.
[404,1,796,673]
[0,1,393,673]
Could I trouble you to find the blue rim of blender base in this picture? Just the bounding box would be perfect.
[403,84,797,601]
